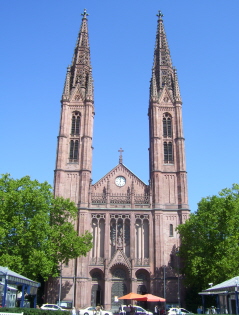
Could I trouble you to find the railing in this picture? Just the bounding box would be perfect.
[110,194,130,204]
[91,193,150,206]
[135,258,150,266]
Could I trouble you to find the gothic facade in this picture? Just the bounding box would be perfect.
[46,10,190,310]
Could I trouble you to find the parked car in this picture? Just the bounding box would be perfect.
[167,308,193,315]
[119,305,153,315]
[79,307,113,315]
[40,304,67,311]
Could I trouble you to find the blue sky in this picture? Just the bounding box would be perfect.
[1,0,239,212]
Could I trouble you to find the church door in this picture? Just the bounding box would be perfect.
[111,267,128,309]
[111,282,127,309]
[91,284,102,307]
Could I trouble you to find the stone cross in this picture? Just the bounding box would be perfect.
[118,148,124,164]
[81,9,89,18]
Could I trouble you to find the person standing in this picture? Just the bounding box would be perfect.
[95,305,102,315]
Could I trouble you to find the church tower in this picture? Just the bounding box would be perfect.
[47,10,190,310]
[54,8,94,209]
[149,11,188,211]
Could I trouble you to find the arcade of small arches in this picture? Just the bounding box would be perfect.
[89,266,150,308]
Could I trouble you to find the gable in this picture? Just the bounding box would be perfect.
[92,164,148,196]
[158,85,174,105]
[107,249,131,271]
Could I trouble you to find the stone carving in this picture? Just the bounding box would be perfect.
[117,227,123,247]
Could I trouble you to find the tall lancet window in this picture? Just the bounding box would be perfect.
[110,215,130,258]
[91,215,105,265]
[71,111,81,135]
[163,113,172,138]
[164,142,173,163]
[69,140,79,162]
[135,216,149,266]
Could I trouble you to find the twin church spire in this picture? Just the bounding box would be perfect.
[63,9,93,102]
[150,11,181,103]
[63,9,181,105]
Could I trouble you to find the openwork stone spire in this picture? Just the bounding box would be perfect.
[150,11,181,102]
[63,9,94,101]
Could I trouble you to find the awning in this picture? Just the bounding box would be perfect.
[199,291,228,295]
[0,266,40,288]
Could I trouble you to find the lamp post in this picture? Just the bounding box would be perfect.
[58,263,62,306]
[163,265,166,310]
[2,267,8,307]
[176,249,180,307]
[235,279,238,315]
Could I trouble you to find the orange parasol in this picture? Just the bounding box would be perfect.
[134,294,166,302]
[118,292,144,300]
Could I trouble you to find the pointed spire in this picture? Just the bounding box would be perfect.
[150,11,181,102]
[62,9,94,102]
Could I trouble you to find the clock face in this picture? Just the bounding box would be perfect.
[115,176,126,187]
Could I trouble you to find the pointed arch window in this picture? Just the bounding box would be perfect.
[71,111,81,135]
[169,224,174,237]
[164,142,173,163]
[91,217,105,265]
[135,218,149,265]
[69,140,79,162]
[163,113,172,138]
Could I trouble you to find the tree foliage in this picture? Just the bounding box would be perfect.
[0,174,92,281]
[177,184,239,293]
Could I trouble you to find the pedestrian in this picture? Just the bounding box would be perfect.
[95,305,102,315]
[130,305,135,315]
[125,305,131,315]
[72,307,76,315]
[154,306,159,315]
[197,306,202,314]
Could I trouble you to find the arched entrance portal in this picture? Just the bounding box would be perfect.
[90,270,104,307]
[111,267,128,309]
[135,270,150,309]
[135,269,150,294]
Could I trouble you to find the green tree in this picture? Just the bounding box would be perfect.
[0,174,92,280]
[177,184,239,298]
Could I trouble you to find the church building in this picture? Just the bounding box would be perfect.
[46,9,190,310]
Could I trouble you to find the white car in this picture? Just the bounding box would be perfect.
[167,308,193,315]
[119,305,153,315]
[79,307,112,315]
[40,304,67,311]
